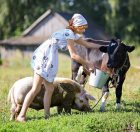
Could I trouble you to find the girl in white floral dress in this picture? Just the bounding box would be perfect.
[17,13,103,122]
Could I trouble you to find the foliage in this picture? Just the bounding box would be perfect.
[106,0,140,42]
[0,0,55,38]
[59,0,110,27]
[0,52,139,131]
[0,0,140,43]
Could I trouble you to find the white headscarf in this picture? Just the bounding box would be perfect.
[72,13,88,27]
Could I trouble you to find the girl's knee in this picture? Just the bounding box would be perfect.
[47,85,54,93]
[44,81,54,93]
[29,87,40,97]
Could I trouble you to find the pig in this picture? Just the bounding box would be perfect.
[8,77,95,121]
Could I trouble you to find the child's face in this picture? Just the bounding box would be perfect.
[73,25,88,34]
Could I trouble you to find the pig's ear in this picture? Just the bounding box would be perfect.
[85,94,96,101]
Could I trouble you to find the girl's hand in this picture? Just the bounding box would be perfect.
[83,61,95,75]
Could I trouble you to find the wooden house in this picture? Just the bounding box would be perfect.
[0,9,110,59]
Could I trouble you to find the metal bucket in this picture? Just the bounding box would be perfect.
[89,69,109,89]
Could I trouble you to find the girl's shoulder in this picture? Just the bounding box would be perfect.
[53,29,74,36]
[64,29,82,39]
[63,29,76,40]
[52,29,78,40]
[64,29,75,35]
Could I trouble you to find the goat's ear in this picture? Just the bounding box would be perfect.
[99,46,108,53]
[126,45,135,52]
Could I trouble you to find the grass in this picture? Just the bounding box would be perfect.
[0,51,140,132]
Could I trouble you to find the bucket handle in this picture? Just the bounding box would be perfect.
[90,66,97,75]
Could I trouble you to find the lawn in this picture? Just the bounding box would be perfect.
[0,48,140,132]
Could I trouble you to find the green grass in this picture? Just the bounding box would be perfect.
[129,46,140,68]
[0,52,140,132]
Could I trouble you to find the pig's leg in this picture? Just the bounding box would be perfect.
[10,103,16,121]
[57,106,63,114]
[15,104,22,119]
[62,94,74,114]
[64,106,71,113]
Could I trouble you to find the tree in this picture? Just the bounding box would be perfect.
[0,0,56,39]
[105,0,140,43]
[0,0,139,44]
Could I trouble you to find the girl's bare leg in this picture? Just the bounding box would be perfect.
[16,73,43,122]
[43,80,54,118]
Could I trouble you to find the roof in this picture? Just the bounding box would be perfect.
[0,36,48,46]
[23,9,110,40]
[23,9,68,37]
[23,9,53,36]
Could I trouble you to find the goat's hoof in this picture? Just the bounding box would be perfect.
[100,107,106,112]
[116,103,121,110]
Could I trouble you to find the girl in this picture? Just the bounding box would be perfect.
[17,13,106,122]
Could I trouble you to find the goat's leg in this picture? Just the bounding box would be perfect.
[116,76,125,110]
[100,86,109,112]
[100,79,110,112]
[79,71,88,87]
[71,60,81,81]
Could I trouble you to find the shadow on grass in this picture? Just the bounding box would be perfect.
[25,111,94,121]
[23,100,140,122]
[121,100,140,113]
[106,100,140,113]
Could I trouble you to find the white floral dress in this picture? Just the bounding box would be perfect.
[31,29,81,82]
